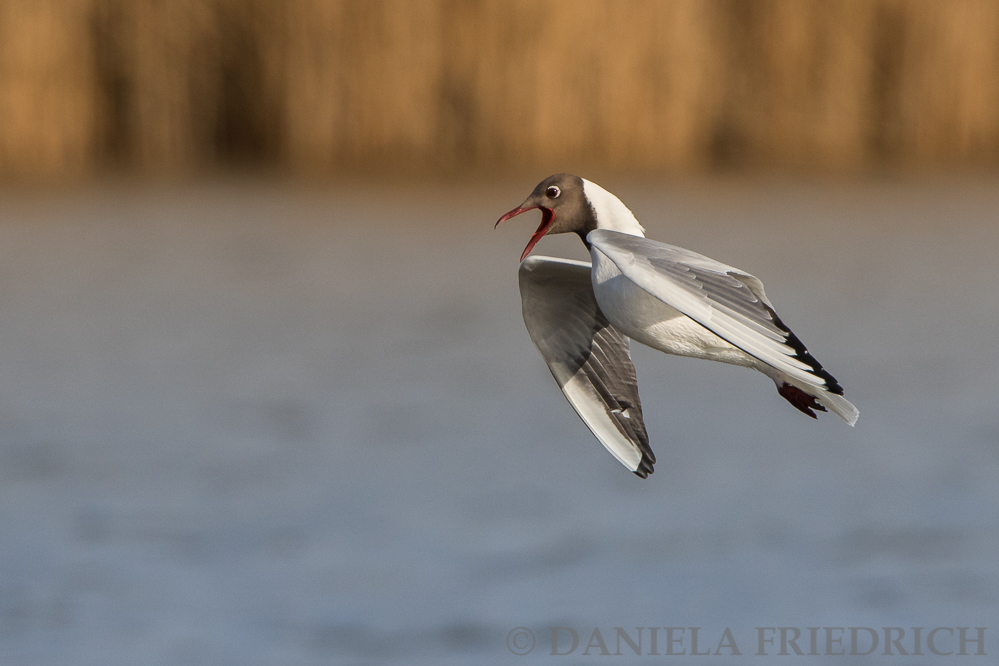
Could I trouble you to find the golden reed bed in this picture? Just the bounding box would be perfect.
[3,0,999,179]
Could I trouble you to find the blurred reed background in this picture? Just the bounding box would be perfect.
[4,0,999,181]
[4,4,999,663]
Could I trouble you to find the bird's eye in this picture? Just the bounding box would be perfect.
[546,186,561,199]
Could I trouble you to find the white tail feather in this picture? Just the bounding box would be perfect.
[788,378,859,426]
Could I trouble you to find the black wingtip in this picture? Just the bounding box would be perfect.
[633,454,656,479]
[765,305,845,396]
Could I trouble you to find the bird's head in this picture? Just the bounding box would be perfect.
[495,173,597,261]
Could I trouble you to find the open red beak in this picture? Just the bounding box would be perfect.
[495,206,556,261]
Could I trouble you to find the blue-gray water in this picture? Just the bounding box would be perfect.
[0,179,997,664]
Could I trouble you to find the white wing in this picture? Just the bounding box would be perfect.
[588,229,857,425]
[519,255,655,477]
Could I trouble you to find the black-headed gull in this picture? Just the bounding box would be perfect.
[496,174,858,478]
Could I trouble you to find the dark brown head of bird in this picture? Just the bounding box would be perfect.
[495,173,598,261]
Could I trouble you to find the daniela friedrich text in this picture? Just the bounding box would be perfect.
[506,626,987,656]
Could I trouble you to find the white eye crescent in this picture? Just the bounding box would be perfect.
[545,186,561,199]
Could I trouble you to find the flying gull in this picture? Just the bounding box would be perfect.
[496,173,858,478]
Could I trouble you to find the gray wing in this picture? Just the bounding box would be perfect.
[588,229,857,424]
[519,255,655,478]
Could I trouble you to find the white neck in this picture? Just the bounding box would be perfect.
[581,179,646,237]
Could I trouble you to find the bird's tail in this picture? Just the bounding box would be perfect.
[777,378,859,426]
